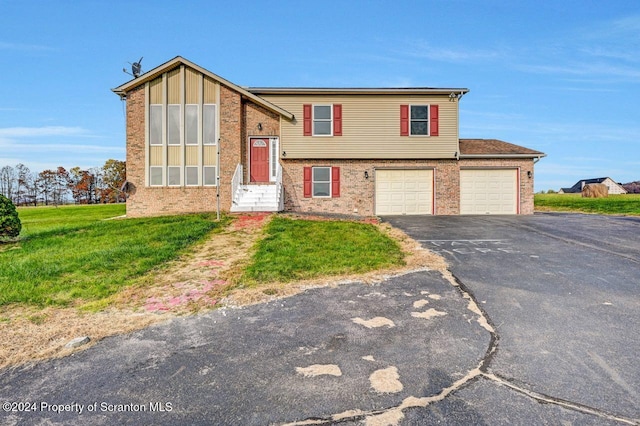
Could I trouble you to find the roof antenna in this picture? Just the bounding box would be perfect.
[123,57,143,78]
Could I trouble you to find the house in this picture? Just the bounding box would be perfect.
[559,177,627,195]
[112,56,545,218]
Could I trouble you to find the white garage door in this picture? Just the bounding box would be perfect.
[460,169,518,215]
[375,169,433,215]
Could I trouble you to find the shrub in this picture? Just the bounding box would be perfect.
[0,195,21,239]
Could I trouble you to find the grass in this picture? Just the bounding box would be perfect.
[241,217,405,285]
[0,205,223,307]
[535,193,640,215]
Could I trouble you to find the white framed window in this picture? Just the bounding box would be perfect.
[203,166,217,186]
[313,105,332,136]
[312,167,331,197]
[150,166,163,186]
[410,105,429,136]
[185,166,199,186]
[185,104,198,145]
[167,104,181,145]
[150,105,163,145]
[203,104,216,145]
[167,166,181,186]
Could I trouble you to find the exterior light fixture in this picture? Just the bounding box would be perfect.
[257,123,263,131]
[364,171,369,179]
[527,171,532,179]
[282,151,286,157]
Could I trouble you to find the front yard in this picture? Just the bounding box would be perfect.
[0,206,432,368]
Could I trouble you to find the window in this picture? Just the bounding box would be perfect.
[203,104,216,145]
[312,167,331,197]
[168,167,181,186]
[410,105,429,135]
[313,105,332,136]
[304,166,340,198]
[150,167,163,186]
[303,104,342,136]
[400,104,439,136]
[167,104,181,145]
[203,166,217,186]
[185,167,198,186]
[150,105,162,145]
[185,104,198,145]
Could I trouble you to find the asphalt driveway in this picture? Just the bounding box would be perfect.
[1,213,638,425]
[386,212,640,424]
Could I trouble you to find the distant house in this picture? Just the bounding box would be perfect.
[559,177,627,195]
[112,56,546,218]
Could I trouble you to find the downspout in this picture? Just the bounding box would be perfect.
[216,138,221,221]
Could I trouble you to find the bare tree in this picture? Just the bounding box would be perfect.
[0,165,16,202]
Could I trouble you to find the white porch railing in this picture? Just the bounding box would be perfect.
[275,166,284,211]
[231,163,243,205]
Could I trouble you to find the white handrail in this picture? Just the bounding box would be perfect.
[275,165,284,211]
[231,163,243,204]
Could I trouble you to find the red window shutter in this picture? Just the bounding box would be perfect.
[333,104,342,136]
[430,105,439,136]
[303,167,312,197]
[303,104,312,136]
[331,167,340,198]
[400,105,409,136]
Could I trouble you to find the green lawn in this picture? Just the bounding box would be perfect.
[535,193,640,215]
[241,217,405,285]
[1,205,222,306]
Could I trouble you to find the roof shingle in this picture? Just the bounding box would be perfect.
[459,139,545,157]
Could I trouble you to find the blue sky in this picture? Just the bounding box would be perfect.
[1,0,638,191]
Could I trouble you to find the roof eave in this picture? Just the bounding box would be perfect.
[459,153,547,159]
[249,87,470,96]
[111,56,294,121]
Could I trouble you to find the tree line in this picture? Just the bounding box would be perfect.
[0,159,126,206]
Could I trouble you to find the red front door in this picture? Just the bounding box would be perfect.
[250,138,270,183]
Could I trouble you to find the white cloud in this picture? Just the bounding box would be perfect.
[0,41,52,51]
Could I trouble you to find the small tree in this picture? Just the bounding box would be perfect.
[0,194,21,239]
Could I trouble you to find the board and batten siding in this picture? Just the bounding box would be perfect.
[259,94,460,159]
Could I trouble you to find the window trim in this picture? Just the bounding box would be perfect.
[167,104,182,145]
[312,104,333,137]
[203,104,217,145]
[203,166,217,187]
[185,166,199,186]
[312,166,332,198]
[185,104,199,146]
[150,166,164,187]
[409,104,430,137]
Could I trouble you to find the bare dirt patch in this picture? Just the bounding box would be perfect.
[0,214,448,370]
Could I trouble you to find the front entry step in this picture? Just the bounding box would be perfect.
[231,184,282,212]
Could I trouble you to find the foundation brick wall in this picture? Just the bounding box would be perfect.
[281,158,536,216]
[281,159,461,216]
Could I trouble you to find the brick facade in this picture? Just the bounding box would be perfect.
[281,158,535,216]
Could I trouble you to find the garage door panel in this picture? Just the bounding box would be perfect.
[376,170,433,215]
[460,169,517,215]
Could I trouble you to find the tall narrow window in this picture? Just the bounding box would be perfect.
[167,104,181,145]
[185,104,198,145]
[150,105,162,145]
[203,104,216,145]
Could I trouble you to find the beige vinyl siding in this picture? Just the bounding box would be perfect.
[150,77,162,104]
[204,77,218,104]
[186,146,199,166]
[168,146,181,166]
[185,68,200,104]
[167,68,181,104]
[260,94,459,159]
[204,146,217,166]
[150,146,163,166]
